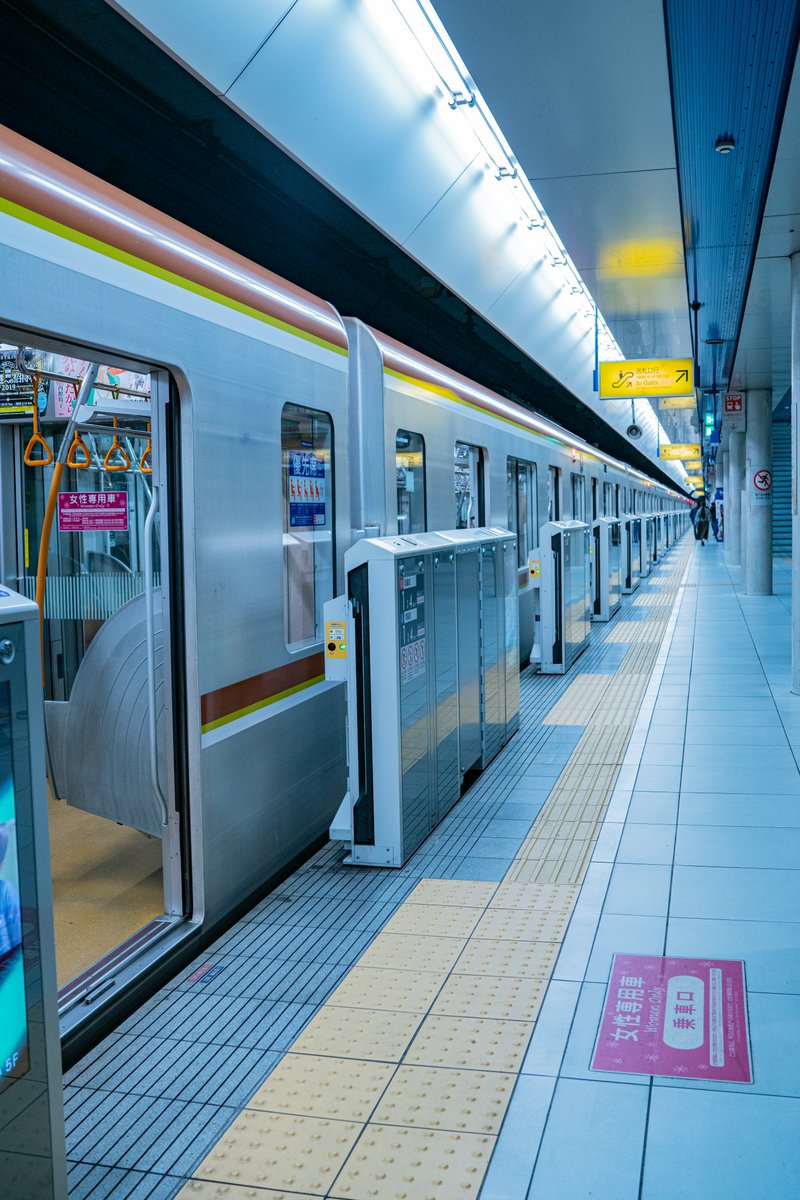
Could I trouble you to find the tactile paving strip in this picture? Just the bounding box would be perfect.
[542,673,612,725]
[179,540,691,1200]
[329,1124,495,1200]
[178,1184,322,1199]
[404,879,497,907]
[247,1054,395,1121]
[404,1014,533,1072]
[192,1110,361,1194]
[381,903,481,939]
[325,967,448,1014]
[371,1064,514,1134]
[290,1006,421,1062]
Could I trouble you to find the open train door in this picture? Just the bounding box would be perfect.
[0,343,187,1039]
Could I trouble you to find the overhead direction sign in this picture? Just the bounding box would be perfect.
[659,395,696,410]
[659,443,701,461]
[599,358,693,399]
[684,460,703,471]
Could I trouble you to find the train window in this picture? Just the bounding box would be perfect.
[547,465,561,521]
[455,442,484,528]
[615,483,621,517]
[507,458,538,566]
[281,403,334,651]
[396,429,426,534]
[571,472,586,522]
[591,477,599,520]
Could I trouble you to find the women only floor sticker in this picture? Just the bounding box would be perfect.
[591,954,753,1083]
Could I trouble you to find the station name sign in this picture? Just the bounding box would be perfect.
[599,358,694,399]
[659,443,701,461]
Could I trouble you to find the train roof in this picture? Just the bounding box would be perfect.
[0,124,347,356]
[369,325,687,499]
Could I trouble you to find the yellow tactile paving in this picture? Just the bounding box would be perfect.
[247,1054,395,1122]
[471,905,572,943]
[357,932,466,972]
[453,937,561,979]
[291,1006,421,1062]
[325,967,447,1013]
[177,1185,322,1200]
[329,1125,495,1200]
[431,973,548,1022]
[381,902,481,938]
[371,1065,515,1134]
[404,879,497,907]
[604,620,657,644]
[193,1110,360,1194]
[490,880,579,910]
[405,1013,533,1072]
[185,540,692,1199]
[542,673,612,725]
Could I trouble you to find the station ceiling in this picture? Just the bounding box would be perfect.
[3,1,799,488]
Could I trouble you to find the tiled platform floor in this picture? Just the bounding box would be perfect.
[63,545,800,1198]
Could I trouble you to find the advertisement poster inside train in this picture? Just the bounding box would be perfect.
[288,451,326,527]
[592,953,752,1083]
[0,682,29,1093]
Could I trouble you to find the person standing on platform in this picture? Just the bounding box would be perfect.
[695,499,710,546]
[710,499,720,542]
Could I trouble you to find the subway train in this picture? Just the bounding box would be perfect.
[0,124,687,1042]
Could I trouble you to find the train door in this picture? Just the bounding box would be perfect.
[454,442,484,528]
[0,342,185,1028]
[571,472,586,522]
[507,457,538,665]
[547,466,561,522]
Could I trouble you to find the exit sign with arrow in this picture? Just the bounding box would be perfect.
[599,358,694,399]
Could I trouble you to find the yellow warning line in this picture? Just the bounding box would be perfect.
[178,541,691,1200]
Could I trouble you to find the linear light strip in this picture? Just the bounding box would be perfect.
[389,0,682,472]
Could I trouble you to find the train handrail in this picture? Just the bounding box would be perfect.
[139,423,152,474]
[35,366,99,679]
[144,472,169,828]
[103,417,132,472]
[23,374,54,466]
[66,429,91,469]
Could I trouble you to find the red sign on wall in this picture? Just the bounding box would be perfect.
[724,394,743,413]
[591,953,752,1083]
[57,491,128,532]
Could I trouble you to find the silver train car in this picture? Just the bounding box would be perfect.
[0,125,687,1043]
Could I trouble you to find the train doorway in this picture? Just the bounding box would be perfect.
[0,340,186,1032]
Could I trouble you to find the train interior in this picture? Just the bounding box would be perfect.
[0,337,184,1016]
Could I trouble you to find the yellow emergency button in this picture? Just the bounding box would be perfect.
[325,621,347,658]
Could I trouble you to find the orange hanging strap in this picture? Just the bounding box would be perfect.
[23,372,54,466]
[103,417,131,472]
[66,429,91,469]
[139,422,152,474]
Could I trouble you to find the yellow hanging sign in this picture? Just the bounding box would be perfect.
[684,459,702,472]
[659,443,701,461]
[659,395,696,410]
[599,358,694,399]
[684,476,704,489]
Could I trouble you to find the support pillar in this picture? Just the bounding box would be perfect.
[791,252,800,692]
[727,430,745,567]
[744,389,772,595]
[717,448,727,541]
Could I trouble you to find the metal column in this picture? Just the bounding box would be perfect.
[744,389,773,596]
[727,431,745,568]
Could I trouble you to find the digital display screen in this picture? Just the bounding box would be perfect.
[0,679,28,1092]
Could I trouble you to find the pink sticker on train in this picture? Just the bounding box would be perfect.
[591,953,752,1083]
[58,491,128,532]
